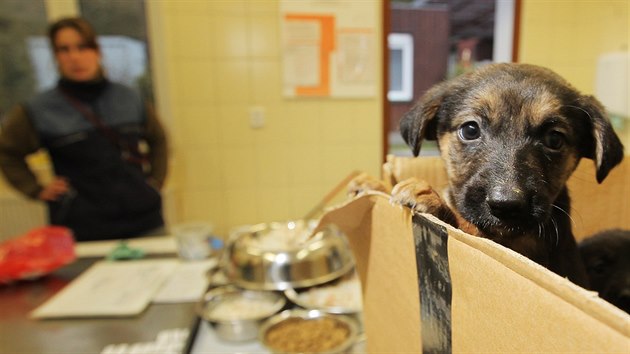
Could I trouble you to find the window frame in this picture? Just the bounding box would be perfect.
[387,32,414,103]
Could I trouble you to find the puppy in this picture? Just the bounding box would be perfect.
[389,63,624,287]
[579,229,630,313]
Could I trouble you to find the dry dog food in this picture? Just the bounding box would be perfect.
[265,317,350,352]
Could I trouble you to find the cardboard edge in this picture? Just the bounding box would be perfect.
[417,213,630,338]
[317,192,424,353]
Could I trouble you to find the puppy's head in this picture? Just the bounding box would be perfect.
[400,63,624,236]
[579,229,630,313]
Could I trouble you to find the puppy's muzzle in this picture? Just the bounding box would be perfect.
[486,185,528,220]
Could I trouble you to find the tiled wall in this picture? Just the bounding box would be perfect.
[519,0,629,154]
[519,0,628,94]
[148,1,383,236]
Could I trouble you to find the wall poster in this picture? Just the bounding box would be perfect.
[280,1,378,98]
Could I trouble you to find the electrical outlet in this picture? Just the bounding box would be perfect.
[250,106,265,129]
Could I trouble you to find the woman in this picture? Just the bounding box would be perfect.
[0,17,168,241]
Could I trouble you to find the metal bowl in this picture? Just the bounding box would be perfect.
[196,285,286,342]
[259,309,359,354]
[223,221,355,291]
[284,269,362,315]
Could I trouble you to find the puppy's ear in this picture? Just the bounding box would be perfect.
[575,95,624,183]
[399,81,450,156]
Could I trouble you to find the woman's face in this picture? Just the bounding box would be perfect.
[53,27,101,82]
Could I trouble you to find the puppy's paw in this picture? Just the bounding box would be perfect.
[347,173,389,198]
[390,177,446,214]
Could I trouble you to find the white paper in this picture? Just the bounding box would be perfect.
[30,259,178,319]
[75,236,177,258]
[152,259,218,303]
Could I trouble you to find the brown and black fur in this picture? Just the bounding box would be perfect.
[579,229,630,313]
[396,63,624,288]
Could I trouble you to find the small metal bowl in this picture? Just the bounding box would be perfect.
[259,309,359,354]
[223,221,355,290]
[196,285,286,342]
[284,269,363,315]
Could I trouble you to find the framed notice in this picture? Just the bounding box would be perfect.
[280,1,378,98]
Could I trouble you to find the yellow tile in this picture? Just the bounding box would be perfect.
[213,15,249,58]
[224,188,259,230]
[322,103,371,142]
[319,145,380,185]
[250,60,282,105]
[170,60,215,104]
[287,146,324,185]
[181,147,222,189]
[288,185,328,220]
[179,188,226,235]
[168,14,214,59]
[209,0,248,15]
[256,187,290,223]
[252,104,290,146]
[285,102,322,145]
[177,105,220,148]
[248,0,279,15]
[254,145,290,188]
[217,104,256,147]
[214,60,251,104]
[168,0,211,15]
[249,15,279,58]
[221,147,257,189]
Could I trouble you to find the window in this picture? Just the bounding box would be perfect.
[0,0,153,123]
[387,33,414,102]
[79,0,154,103]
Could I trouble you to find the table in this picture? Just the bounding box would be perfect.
[0,251,196,353]
[0,238,366,353]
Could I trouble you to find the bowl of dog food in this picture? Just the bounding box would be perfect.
[196,285,286,342]
[284,269,363,315]
[223,220,355,291]
[259,309,359,353]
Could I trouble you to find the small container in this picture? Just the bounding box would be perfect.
[172,222,213,261]
[259,309,359,354]
[196,285,286,342]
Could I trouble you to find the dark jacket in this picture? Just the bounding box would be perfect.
[0,79,168,241]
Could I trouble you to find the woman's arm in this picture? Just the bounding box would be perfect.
[0,106,45,199]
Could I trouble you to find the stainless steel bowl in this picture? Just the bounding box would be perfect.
[223,221,355,291]
[284,269,362,315]
[259,309,359,354]
[196,285,286,342]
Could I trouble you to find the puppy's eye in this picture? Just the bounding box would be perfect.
[458,121,480,141]
[543,130,565,150]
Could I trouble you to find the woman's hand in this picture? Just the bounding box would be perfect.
[38,177,70,201]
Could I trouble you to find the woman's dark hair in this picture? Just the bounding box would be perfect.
[48,17,100,52]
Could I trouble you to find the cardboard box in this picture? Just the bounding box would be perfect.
[315,156,629,353]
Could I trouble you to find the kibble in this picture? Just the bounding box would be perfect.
[265,317,350,352]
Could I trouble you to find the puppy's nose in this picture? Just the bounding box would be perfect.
[486,187,528,219]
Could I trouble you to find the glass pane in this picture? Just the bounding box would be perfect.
[79,0,154,103]
[389,49,403,91]
[0,0,48,121]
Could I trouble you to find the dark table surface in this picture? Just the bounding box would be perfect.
[0,256,197,354]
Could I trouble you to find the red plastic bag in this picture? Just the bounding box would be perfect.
[0,226,76,284]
